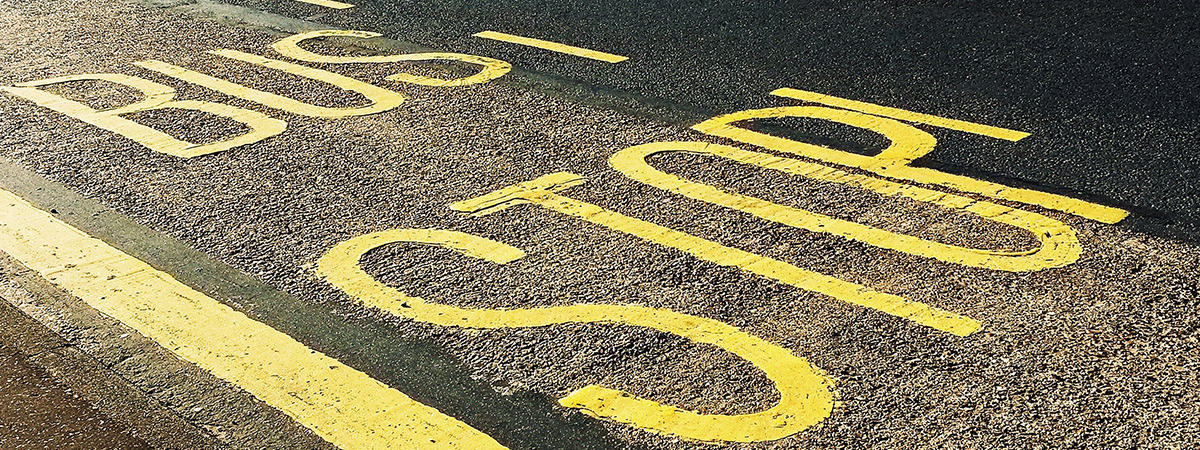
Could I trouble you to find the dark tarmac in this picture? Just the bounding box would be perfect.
[224,0,1200,242]
[0,0,1198,449]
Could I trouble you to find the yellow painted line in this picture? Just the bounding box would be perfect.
[473,31,628,63]
[610,141,1082,272]
[272,30,513,87]
[3,74,285,158]
[319,229,835,443]
[771,87,1031,142]
[451,173,982,337]
[693,101,1130,224]
[0,189,506,450]
[135,49,406,119]
[296,0,355,9]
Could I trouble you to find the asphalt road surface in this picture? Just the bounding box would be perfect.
[0,0,1197,449]
[227,0,1200,242]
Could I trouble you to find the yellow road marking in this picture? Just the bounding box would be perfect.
[135,50,405,119]
[2,74,285,158]
[296,0,355,9]
[272,30,512,87]
[771,88,1030,142]
[693,99,1129,224]
[611,141,1081,272]
[0,189,506,450]
[450,173,982,336]
[319,229,836,443]
[473,31,628,63]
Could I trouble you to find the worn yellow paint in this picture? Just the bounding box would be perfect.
[771,88,1031,142]
[319,228,835,443]
[692,102,1129,224]
[2,74,285,157]
[473,31,628,63]
[611,141,1081,272]
[450,173,981,336]
[272,30,512,87]
[0,189,506,450]
[296,0,354,9]
[135,50,405,118]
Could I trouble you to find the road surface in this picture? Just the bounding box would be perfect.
[0,0,1197,449]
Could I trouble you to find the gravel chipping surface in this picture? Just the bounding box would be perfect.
[1,1,1198,449]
